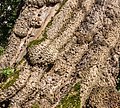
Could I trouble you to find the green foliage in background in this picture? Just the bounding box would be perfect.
[0,0,23,47]
[117,75,120,91]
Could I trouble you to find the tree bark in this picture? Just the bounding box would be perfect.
[0,0,120,108]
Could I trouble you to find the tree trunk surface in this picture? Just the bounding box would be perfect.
[0,0,120,108]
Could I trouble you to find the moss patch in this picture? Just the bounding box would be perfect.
[28,37,46,48]
[31,103,40,108]
[0,69,20,90]
[1,67,14,77]
[56,82,80,108]
[47,17,53,28]
[28,30,48,48]
[55,0,68,15]
[0,46,4,56]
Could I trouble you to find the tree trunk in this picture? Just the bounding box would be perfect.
[0,0,120,107]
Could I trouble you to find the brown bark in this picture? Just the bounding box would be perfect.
[0,0,120,108]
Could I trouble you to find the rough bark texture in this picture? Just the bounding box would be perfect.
[0,0,120,108]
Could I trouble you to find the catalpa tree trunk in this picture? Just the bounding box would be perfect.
[0,0,120,108]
